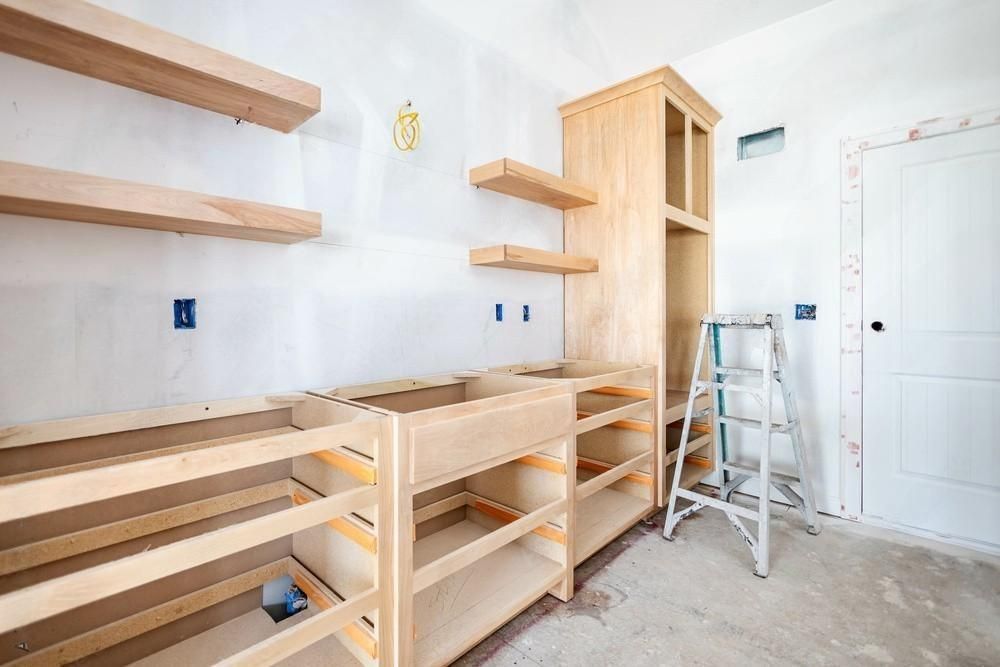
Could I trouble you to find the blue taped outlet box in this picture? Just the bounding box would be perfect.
[174,298,196,329]
[285,584,308,615]
[795,304,816,320]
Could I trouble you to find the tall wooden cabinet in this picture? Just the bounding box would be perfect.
[560,67,722,505]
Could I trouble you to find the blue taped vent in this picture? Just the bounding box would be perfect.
[174,298,196,329]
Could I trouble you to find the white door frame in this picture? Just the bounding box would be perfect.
[839,107,1000,521]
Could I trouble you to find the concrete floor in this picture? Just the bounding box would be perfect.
[456,494,1000,666]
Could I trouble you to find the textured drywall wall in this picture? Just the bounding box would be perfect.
[0,0,572,422]
[671,0,1000,514]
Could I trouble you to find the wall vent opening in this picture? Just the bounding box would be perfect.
[738,126,784,160]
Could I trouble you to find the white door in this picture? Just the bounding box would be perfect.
[862,123,1000,549]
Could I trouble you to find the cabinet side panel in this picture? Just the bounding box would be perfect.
[563,87,665,375]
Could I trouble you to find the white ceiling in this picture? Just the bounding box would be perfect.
[418,0,834,98]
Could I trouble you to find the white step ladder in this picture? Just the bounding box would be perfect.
[662,313,820,577]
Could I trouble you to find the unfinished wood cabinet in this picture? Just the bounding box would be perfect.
[484,360,656,564]
[0,0,320,132]
[560,66,721,505]
[311,372,575,667]
[0,160,322,243]
[0,394,390,665]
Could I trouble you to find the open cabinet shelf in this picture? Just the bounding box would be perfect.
[0,161,321,243]
[470,244,598,274]
[412,516,563,666]
[0,394,386,666]
[0,0,320,132]
[469,158,598,210]
[312,371,575,666]
[574,484,650,564]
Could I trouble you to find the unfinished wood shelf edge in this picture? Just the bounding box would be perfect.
[0,0,320,132]
[470,244,598,274]
[469,158,598,210]
[664,202,710,234]
[0,161,321,244]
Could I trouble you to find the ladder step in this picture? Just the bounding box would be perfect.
[722,462,801,486]
[718,415,795,434]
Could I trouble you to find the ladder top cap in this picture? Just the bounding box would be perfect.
[702,314,783,327]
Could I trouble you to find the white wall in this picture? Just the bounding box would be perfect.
[671,0,1000,513]
[0,0,580,423]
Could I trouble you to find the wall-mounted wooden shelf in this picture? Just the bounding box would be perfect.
[0,0,321,132]
[469,158,598,210]
[470,244,598,274]
[0,161,322,243]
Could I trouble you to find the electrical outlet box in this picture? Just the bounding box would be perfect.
[174,298,196,329]
[522,305,530,322]
[795,304,816,320]
[495,304,503,322]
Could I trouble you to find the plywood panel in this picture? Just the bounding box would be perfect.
[564,85,665,408]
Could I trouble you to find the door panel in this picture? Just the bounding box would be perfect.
[862,124,1000,548]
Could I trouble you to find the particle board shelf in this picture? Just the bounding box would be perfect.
[665,202,711,234]
[469,158,598,210]
[574,486,650,564]
[469,244,598,274]
[412,518,564,667]
[133,603,361,666]
[0,0,320,132]
[0,161,322,243]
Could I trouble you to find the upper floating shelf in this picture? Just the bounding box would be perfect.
[0,0,321,132]
[0,161,321,244]
[469,158,597,210]
[470,244,598,274]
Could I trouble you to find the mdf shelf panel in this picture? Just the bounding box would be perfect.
[0,0,320,132]
[0,161,322,244]
[469,158,598,210]
[470,244,598,274]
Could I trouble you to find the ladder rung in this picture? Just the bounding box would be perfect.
[714,366,763,377]
[722,463,801,486]
[675,488,760,522]
[697,381,762,395]
[718,415,795,434]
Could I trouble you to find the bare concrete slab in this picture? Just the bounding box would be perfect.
[456,495,1000,666]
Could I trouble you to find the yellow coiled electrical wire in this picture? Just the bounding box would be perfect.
[393,101,420,151]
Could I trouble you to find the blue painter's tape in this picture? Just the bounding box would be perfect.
[495,303,503,322]
[522,304,530,322]
[174,298,196,329]
[795,304,816,321]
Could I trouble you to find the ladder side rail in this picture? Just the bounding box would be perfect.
[774,327,821,534]
[663,322,710,539]
[755,324,775,578]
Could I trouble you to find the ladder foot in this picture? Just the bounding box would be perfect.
[662,533,676,541]
[807,525,821,536]
[753,570,769,579]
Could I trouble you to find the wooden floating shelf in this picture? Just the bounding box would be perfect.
[469,158,598,210]
[470,244,598,274]
[0,0,320,132]
[665,203,710,234]
[0,161,322,244]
